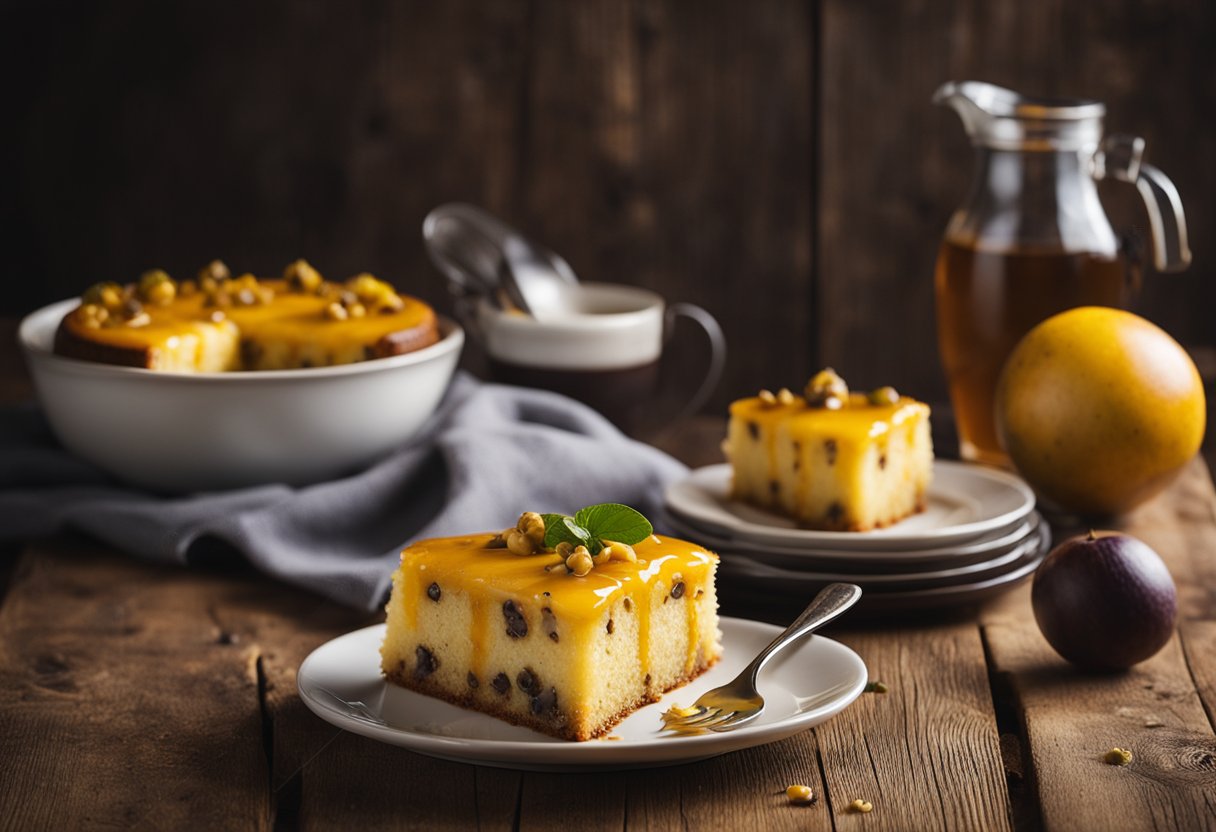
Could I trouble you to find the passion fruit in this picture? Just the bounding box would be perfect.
[1031,531,1177,670]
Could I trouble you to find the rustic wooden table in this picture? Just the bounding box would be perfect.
[2,336,1215,831]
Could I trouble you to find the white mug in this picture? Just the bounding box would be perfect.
[468,282,725,433]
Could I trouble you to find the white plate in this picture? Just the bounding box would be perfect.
[727,552,1046,614]
[297,618,867,771]
[664,511,1040,571]
[717,520,1045,589]
[665,461,1035,551]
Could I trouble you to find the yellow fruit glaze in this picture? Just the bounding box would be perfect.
[63,279,436,362]
[732,393,926,466]
[396,533,717,680]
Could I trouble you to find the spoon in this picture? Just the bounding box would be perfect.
[422,204,514,301]
[500,235,579,319]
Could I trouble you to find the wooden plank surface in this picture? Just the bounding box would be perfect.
[0,541,271,831]
[980,461,1216,832]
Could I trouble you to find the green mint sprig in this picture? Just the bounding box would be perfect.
[541,503,653,555]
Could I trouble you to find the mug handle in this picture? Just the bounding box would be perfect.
[663,302,727,423]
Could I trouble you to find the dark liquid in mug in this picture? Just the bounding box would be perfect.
[487,358,662,433]
[935,239,1135,466]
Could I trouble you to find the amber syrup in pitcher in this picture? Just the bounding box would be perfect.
[934,239,1137,466]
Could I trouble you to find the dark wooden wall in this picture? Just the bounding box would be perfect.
[3,0,1213,413]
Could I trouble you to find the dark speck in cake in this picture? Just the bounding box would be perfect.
[414,646,438,679]
[542,607,559,642]
[769,479,780,497]
[503,600,528,638]
[517,668,540,696]
[747,421,759,440]
[606,619,615,634]
[878,453,887,470]
[467,671,479,689]
[531,686,558,717]
[671,582,685,600]
[426,582,441,602]
[827,502,844,524]
[825,439,838,465]
[491,673,511,695]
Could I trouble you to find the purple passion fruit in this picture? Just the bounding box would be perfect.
[1031,531,1177,670]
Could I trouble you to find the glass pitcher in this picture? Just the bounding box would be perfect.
[933,81,1191,467]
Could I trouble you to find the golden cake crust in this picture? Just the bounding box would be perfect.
[385,653,718,741]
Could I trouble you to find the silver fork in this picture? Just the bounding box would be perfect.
[661,582,862,734]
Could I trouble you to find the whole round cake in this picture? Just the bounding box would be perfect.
[54,259,439,371]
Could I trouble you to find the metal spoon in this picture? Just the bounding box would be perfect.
[422,204,514,302]
[423,203,579,315]
[500,235,579,319]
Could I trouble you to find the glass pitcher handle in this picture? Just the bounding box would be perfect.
[1095,134,1192,272]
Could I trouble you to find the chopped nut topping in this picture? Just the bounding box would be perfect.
[284,258,323,293]
[786,785,815,805]
[849,799,873,813]
[324,301,349,321]
[566,546,594,577]
[603,540,638,563]
[805,368,849,408]
[345,273,406,314]
[487,531,509,549]
[517,512,546,547]
[864,680,889,694]
[83,282,125,310]
[777,387,797,405]
[1104,747,1133,766]
[758,389,777,406]
[868,385,900,405]
[79,303,109,329]
[507,530,538,557]
[198,259,231,286]
[138,269,176,305]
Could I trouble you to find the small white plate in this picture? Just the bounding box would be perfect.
[664,511,1040,571]
[297,618,868,771]
[717,520,1045,590]
[665,461,1035,551]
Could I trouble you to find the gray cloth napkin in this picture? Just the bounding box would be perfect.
[0,373,687,611]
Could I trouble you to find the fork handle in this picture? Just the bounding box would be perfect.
[744,583,862,684]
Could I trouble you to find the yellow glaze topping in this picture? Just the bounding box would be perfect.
[731,392,925,442]
[64,279,435,357]
[398,533,716,626]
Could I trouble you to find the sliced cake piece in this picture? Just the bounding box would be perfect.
[725,370,932,531]
[380,508,722,741]
[54,260,439,371]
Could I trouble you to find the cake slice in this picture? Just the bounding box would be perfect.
[725,370,932,531]
[54,260,439,371]
[380,507,722,741]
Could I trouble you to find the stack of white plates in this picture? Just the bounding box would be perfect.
[663,461,1047,614]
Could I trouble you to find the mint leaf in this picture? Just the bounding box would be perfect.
[574,503,653,546]
[542,513,591,550]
